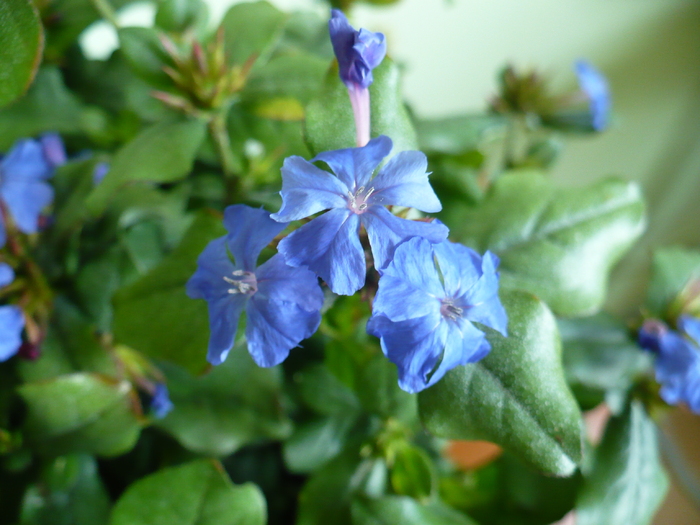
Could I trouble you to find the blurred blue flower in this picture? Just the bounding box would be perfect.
[93,162,109,185]
[367,237,507,393]
[575,60,610,131]
[0,263,14,288]
[0,139,55,247]
[39,133,67,168]
[329,9,386,90]
[639,316,700,413]
[187,205,324,367]
[271,136,448,295]
[151,383,174,419]
[0,305,24,362]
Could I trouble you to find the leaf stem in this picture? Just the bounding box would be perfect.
[209,108,240,202]
[90,0,120,28]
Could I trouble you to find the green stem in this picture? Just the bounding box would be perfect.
[209,109,240,202]
[90,0,120,28]
[503,116,519,170]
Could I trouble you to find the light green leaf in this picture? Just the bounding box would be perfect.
[18,373,142,457]
[110,459,266,525]
[389,445,436,501]
[220,1,287,67]
[646,247,700,318]
[156,348,291,457]
[418,290,583,477]
[155,0,208,33]
[283,414,357,473]
[243,54,327,106]
[576,401,668,525]
[455,172,646,317]
[0,0,43,107]
[305,57,418,156]
[85,119,206,216]
[351,496,477,525]
[113,212,225,375]
[416,114,507,155]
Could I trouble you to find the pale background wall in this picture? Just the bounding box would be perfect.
[85,0,700,522]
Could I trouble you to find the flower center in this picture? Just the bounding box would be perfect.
[223,270,258,295]
[347,186,375,214]
[440,298,463,321]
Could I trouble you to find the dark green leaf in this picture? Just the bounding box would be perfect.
[416,114,507,155]
[355,353,417,425]
[20,455,111,525]
[156,348,291,456]
[18,373,142,457]
[455,172,646,317]
[110,459,266,525]
[294,363,360,416]
[646,247,700,318]
[351,496,477,525]
[113,212,224,375]
[576,401,668,525]
[0,0,43,107]
[220,1,287,67]
[85,119,206,216]
[390,445,436,501]
[283,413,357,473]
[118,27,173,87]
[419,290,583,477]
[305,58,418,156]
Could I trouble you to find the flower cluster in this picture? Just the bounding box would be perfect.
[639,316,700,413]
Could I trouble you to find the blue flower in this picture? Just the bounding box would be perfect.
[39,133,67,168]
[0,305,24,362]
[329,9,386,90]
[92,162,109,185]
[639,316,700,413]
[575,60,610,131]
[271,136,448,295]
[367,237,507,393]
[151,383,174,419]
[187,205,324,367]
[0,139,55,247]
[0,263,14,288]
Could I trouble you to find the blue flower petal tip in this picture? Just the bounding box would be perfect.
[574,60,610,132]
[368,237,507,393]
[0,305,25,362]
[151,383,174,419]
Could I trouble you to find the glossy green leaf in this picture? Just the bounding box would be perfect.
[113,212,225,375]
[20,455,111,525]
[0,0,43,107]
[243,54,327,106]
[156,348,291,456]
[418,290,583,477]
[110,459,266,525]
[390,445,436,501]
[455,172,646,317]
[155,0,208,33]
[18,373,142,457]
[220,1,287,67]
[416,114,507,155]
[86,119,206,215]
[283,413,357,473]
[646,247,700,318]
[576,401,668,525]
[351,496,477,525]
[305,58,418,156]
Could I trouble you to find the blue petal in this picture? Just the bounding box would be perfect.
[575,60,610,131]
[0,263,14,288]
[1,180,53,234]
[0,305,24,362]
[328,10,385,89]
[426,321,490,389]
[40,133,67,168]
[432,241,479,297]
[367,311,447,393]
[354,28,386,71]
[223,205,287,271]
[206,294,247,366]
[679,315,700,346]
[372,236,443,321]
[256,254,324,313]
[277,209,365,295]
[313,136,392,191]
[93,162,109,185]
[362,206,449,271]
[328,9,356,86]
[1,139,52,182]
[0,214,5,248]
[151,383,174,419]
[271,156,349,222]
[460,251,507,336]
[369,151,441,212]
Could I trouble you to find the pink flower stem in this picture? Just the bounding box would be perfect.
[348,85,371,147]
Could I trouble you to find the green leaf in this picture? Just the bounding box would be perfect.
[389,445,436,501]
[283,413,357,473]
[355,353,417,425]
[113,212,225,375]
[418,290,583,477]
[18,373,142,457]
[455,172,646,317]
[351,496,477,525]
[0,0,43,107]
[305,57,418,156]
[243,54,327,106]
[155,348,292,457]
[576,401,668,525]
[646,247,700,318]
[85,119,206,216]
[20,454,111,525]
[220,1,287,67]
[118,27,173,87]
[110,459,266,525]
[559,314,652,410]
[416,114,507,155]
[155,0,208,33]
[294,363,361,416]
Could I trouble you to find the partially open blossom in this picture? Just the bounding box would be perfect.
[151,383,174,419]
[368,237,507,393]
[575,60,610,132]
[187,205,324,368]
[271,136,448,296]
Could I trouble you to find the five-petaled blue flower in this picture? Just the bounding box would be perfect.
[367,237,507,393]
[151,383,174,419]
[0,138,55,247]
[575,60,610,132]
[187,205,324,367]
[271,135,448,296]
[0,263,23,362]
[639,316,700,413]
[329,9,386,90]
